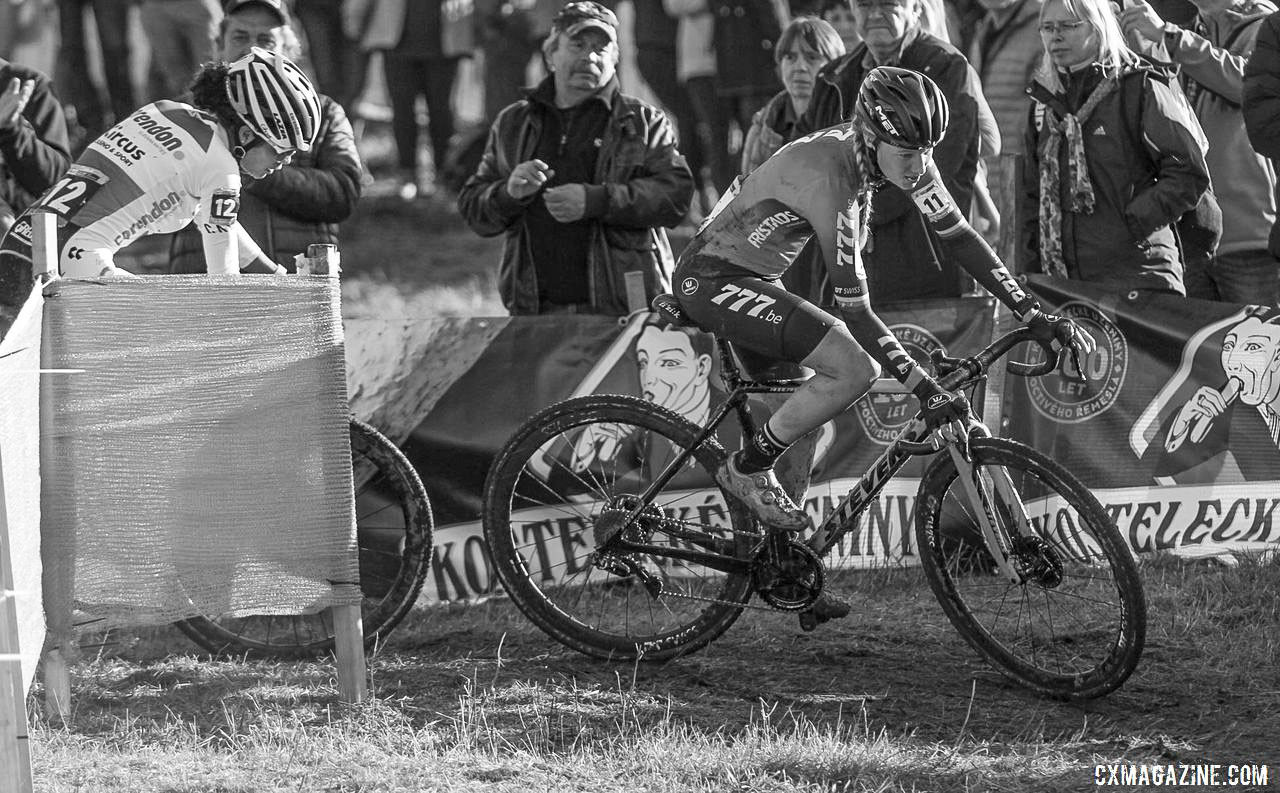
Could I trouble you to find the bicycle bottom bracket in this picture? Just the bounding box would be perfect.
[752,535,824,611]
[1012,534,1064,588]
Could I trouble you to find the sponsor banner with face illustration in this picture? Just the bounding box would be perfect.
[382,300,995,602]
[1002,276,1280,558]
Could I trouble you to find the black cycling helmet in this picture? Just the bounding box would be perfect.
[853,66,949,151]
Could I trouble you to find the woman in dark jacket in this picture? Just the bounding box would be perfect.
[741,16,846,175]
[1020,0,1210,293]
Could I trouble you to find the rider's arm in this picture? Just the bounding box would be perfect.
[194,176,281,274]
[904,163,1041,320]
[814,200,941,397]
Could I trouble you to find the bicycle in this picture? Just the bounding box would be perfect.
[176,418,434,657]
[482,296,1146,700]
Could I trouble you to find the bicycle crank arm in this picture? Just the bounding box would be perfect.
[609,540,753,576]
[946,446,1022,584]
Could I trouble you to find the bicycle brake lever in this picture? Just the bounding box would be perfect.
[949,419,971,462]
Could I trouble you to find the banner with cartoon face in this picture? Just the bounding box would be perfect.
[356,300,996,602]
[1002,276,1280,557]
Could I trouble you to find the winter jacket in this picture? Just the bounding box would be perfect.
[741,89,795,175]
[343,0,475,57]
[969,0,1043,156]
[169,95,362,273]
[706,0,786,96]
[794,30,988,303]
[1158,0,1276,255]
[1020,62,1211,293]
[1243,8,1280,256]
[458,77,694,316]
[0,58,69,227]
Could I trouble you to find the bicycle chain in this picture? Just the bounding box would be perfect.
[596,510,779,611]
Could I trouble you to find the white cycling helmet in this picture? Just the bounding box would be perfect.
[225,47,321,154]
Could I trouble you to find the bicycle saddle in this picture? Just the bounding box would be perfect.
[651,293,697,328]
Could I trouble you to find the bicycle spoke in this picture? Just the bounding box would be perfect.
[918,438,1144,698]
[484,397,754,659]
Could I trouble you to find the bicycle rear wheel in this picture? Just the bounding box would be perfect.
[483,395,757,661]
[176,419,433,657]
[915,437,1145,700]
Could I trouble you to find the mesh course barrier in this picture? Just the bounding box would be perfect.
[0,284,45,694]
[41,275,360,633]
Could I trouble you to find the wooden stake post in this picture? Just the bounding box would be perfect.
[28,213,72,725]
[299,244,368,704]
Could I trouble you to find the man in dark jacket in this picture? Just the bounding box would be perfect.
[0,57,70,235]
[169,0,362,273]
[791,0,987,305]
[458,1,694,316]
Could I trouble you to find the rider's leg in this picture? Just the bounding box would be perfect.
[758,322,879,445]
[676,264,869,530]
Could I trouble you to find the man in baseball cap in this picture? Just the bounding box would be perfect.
[541,1,621,107]
[549,1,619,43]
[459,0,694,316]
[222,0,289,26]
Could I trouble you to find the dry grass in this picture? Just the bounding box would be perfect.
[29,555,1280,792]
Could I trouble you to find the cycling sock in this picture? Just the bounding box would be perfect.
[736,421,791,473]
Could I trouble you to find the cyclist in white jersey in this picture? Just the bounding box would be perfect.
[675,68,1096,623]
[0,47,321,334]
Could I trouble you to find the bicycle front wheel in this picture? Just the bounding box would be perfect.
[915,437,1145,700]
[176,419,433,657]
[483,395,757,661]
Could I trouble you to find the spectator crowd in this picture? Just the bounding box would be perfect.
[3,0,1280,317]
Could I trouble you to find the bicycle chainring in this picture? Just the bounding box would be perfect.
[752,536,824,611]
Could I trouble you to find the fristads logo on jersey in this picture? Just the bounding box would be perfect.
[747,208,801,248]
[854,323,944,444]
[1025,300,1127,423]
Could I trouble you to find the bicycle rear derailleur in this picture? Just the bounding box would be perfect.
[752,533,824,611]
[589,495,666,599]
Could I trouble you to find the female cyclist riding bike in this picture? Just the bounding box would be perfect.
[675,66,1095,624]
[0,47,321,337]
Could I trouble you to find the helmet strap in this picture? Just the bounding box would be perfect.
[231,124,258,160]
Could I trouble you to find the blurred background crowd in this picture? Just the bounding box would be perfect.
[2,0,1280,313]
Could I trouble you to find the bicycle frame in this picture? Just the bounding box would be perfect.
[608,333,1037,584]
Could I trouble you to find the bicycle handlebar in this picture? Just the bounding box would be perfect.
[895,328,1060,456]
[932,326,1059,391]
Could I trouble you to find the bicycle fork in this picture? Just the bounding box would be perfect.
[946,426,1031,585]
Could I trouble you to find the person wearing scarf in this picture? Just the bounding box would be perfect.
[1020,0,1210,293]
